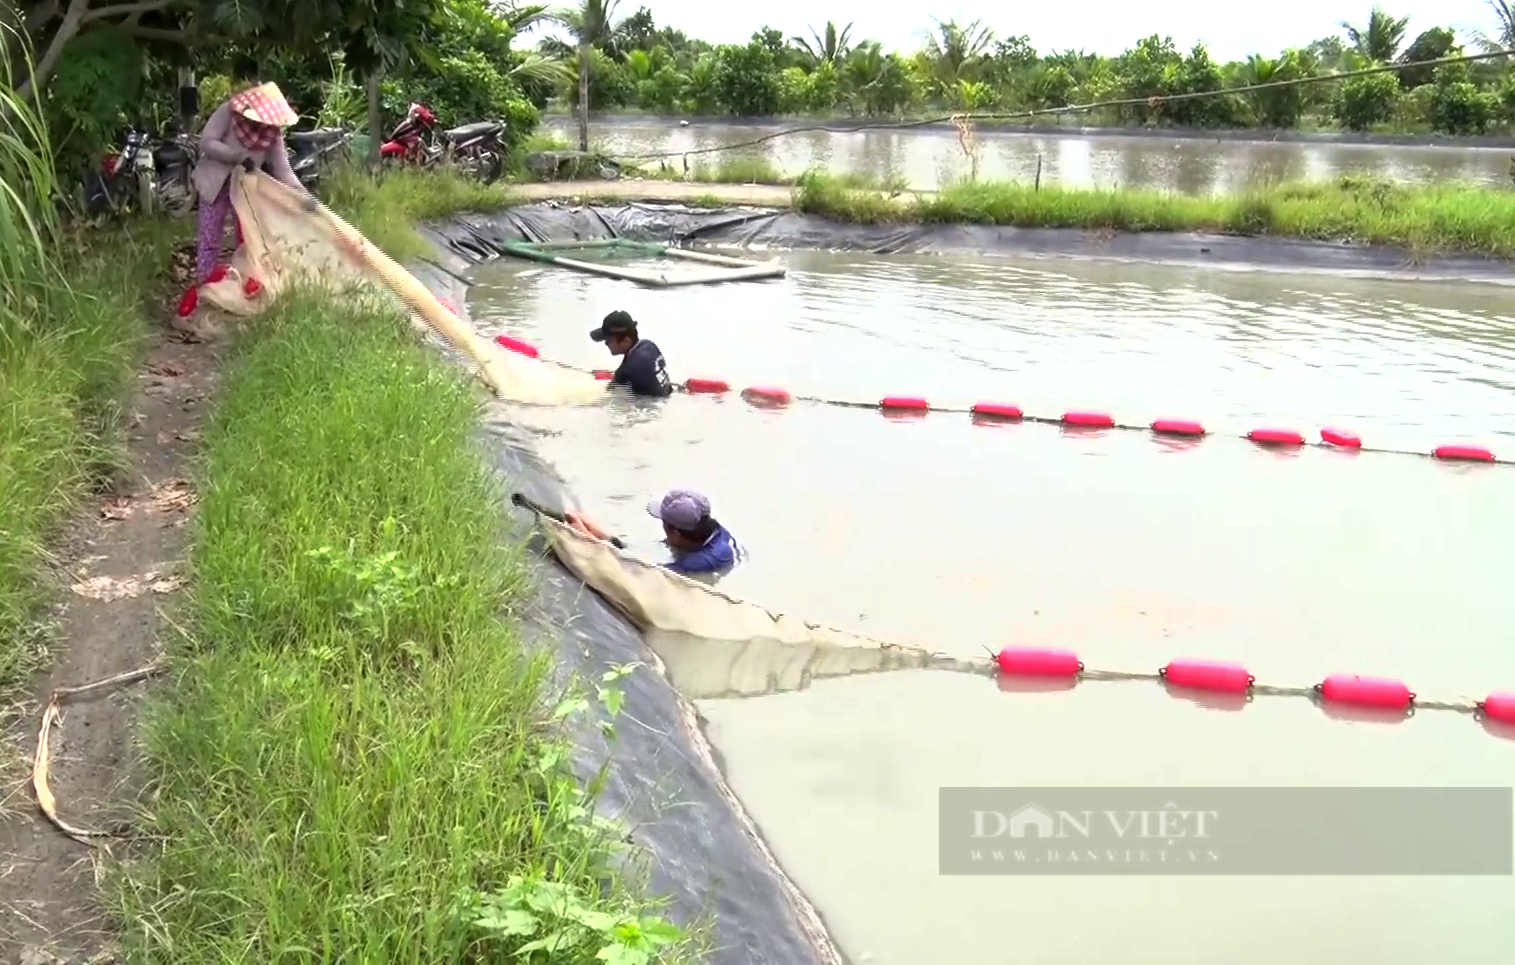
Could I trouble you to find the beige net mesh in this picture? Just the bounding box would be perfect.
[537,516,985,699]
[210,170,605,404]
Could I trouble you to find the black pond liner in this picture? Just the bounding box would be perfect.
[406,251,845,965]
[425,199,1515,283]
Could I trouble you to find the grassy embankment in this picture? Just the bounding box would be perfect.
[0,61,688,952]
[513,131,1515,257]
[0,73,177,704]
[104,164,693,960]
[794,171,1515,258]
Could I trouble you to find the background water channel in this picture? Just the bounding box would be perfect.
[470,249,1515,963]
[545,117,1515,193]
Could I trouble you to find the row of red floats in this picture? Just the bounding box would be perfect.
[994,646,1515,723]
[491,334,1499,463]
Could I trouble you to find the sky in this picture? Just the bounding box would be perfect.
[541,0,1504,62]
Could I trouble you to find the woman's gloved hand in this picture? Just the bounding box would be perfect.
[240,156,256,173]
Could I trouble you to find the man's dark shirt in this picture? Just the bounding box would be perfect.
[611,338,673,397]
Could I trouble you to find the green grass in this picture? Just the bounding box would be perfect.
[794,171,1515,258]
[320,163,515,261]
[0,46,180,702]
[687,155,790,185]
[114,289,690,962]
[0,226,176,699]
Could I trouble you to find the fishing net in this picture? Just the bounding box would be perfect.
[202,170,606,405]
[534,514,982,699]
[221,170,971,694]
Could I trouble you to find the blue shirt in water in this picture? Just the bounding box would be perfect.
[664,524,745,576]
[611,338,673,397]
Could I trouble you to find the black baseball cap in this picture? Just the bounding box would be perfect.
[590,310,636,342]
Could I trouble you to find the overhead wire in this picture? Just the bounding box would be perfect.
[607,47,1515,162]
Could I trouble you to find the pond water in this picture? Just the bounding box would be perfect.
[545,116,1515,193]
[469,248,1515,963]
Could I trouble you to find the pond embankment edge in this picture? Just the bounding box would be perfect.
[442,192,1515,285]
[407,234,847,965]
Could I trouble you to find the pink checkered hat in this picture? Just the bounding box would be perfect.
[229,82,299,128]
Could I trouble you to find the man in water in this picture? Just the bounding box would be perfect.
[567,489,744,577]
[590,309,673,398]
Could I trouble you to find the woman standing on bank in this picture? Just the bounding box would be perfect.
[178,82,307,316]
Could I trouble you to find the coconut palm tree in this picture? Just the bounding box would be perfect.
[550,0,623,151]
[1465,0,1515,55]
[921,17,994,90]
[1340,4,1411,62]
[792,21,854,69]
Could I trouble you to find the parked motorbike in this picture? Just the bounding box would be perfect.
[379,102,505,182]
[436,120,506,184]
[83,126,156,217]
[152,124,198,218]
[287,127,352,190]
[82,125,200,219]
[379,102,439,166]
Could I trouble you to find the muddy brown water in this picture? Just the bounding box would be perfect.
[547,117,1515,193]
[469,249,1515,963]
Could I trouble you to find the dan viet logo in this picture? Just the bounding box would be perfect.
[965,801,1222,866]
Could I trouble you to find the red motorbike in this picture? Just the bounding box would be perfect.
[380,101,507,183]
[380,102,438,166]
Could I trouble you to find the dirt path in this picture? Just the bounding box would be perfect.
[0,314,220,965]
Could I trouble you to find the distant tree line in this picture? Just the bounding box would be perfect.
[540,2,1515,139]
[10,0,1515,180]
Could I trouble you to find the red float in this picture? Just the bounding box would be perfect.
[1433,444,1495,463]
[742,385,792,407]
[1150,419,1205,437]
[1320,427,1362,449]
[1062,410,1115,429]
[494,334,540,358]
[1248,428,1305,446]
[996,647,1082,678]
[1161,659,1253,694]
[971,402,1023,421]
[1479,692,1515,724]
[685,377,731,394]
[1317,674,1413,709]
[880,396,929,411]
[592,369,613,380]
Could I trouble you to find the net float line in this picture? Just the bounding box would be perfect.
[486,333,1504,466]
[989,647,1515,737]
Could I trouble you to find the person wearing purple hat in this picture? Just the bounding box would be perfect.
[567,488,744,576]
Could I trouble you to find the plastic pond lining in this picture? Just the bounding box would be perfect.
[423,200,1515,282]
[406,253,845,965]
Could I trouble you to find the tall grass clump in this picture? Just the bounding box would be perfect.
[0,29,173,698]
[690,155,789,184]
[320,162,514,262]
[794,170,1515,257]
[115,289,688,963]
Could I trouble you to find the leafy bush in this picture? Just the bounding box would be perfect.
[1334,72,1400,131]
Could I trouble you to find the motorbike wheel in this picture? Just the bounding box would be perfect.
[160,177,195,219]
[479,151,504,185]
[136,169,158,216]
